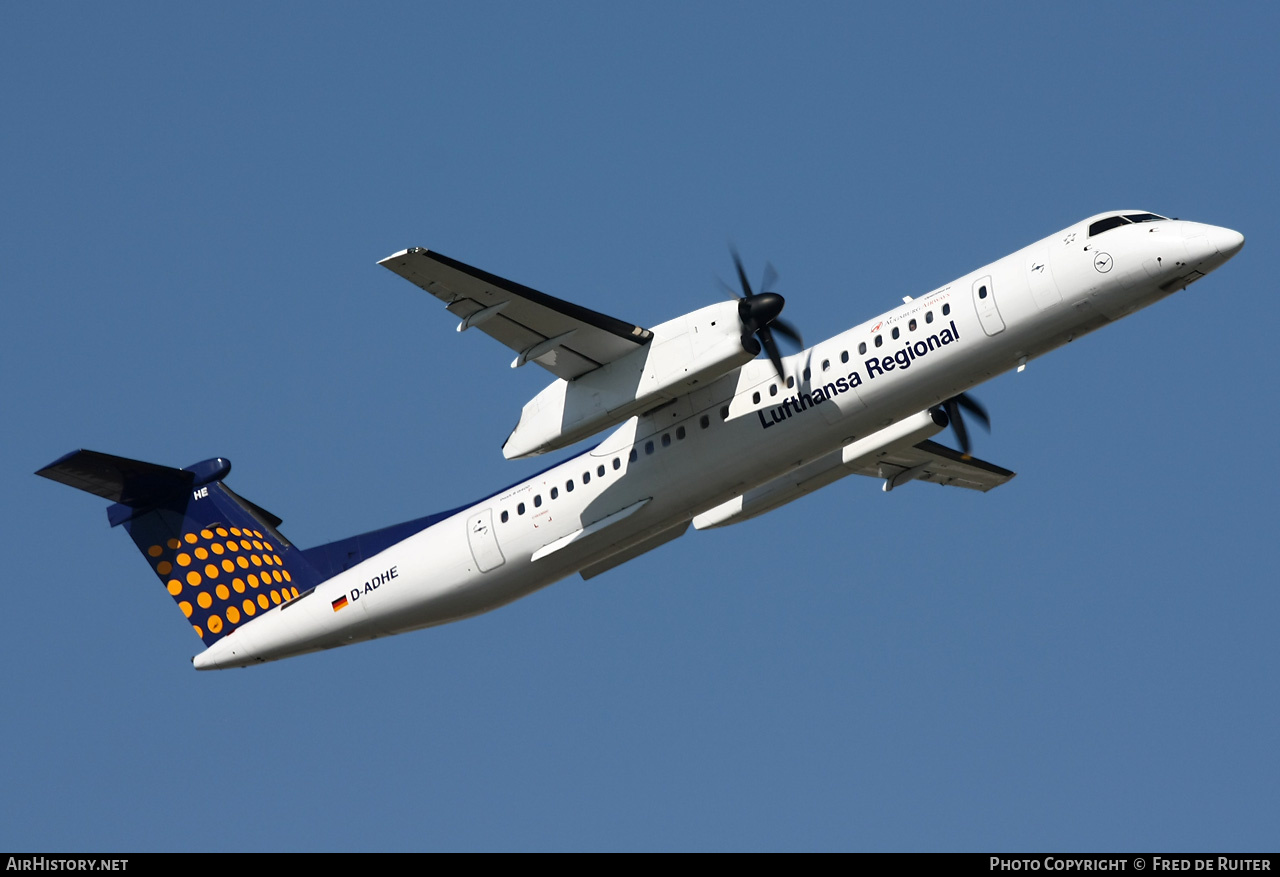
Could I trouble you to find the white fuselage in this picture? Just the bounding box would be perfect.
[193,213,1243,669]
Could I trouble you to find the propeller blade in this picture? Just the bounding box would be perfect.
[937,392,989,457]
[731,247,754,298]
[944,398,971,455]
[760,261,779,294]
[770,317,803,349]
[954,393,990,432]
[758,326,785,381]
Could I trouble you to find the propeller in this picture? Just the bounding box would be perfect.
[935,392,990,458]
[727,248,803,381]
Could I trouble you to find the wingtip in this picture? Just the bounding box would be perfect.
[378,247,427,266]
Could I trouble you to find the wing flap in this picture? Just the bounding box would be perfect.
[848,439,1015,492]
[380,248,653,380]
[579,523,689,580]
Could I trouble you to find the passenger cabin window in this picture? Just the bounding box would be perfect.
[534,495,542,508]
[566,479,574,492]
[942,304,950,316]
[583,472,590,484]
[518,503,526,515]
[786,376,795,389]
[752,391,761,404]
[699,414,710,429]
[550,487,558,499]
[645,441,654,455]
[926,311,934,324]
[662,433,671,447]
[891,327,900,340]
[629,448,638,462]
[822,359,830,371]
[908,318,917,331]
[613,457,621,470]
[978,285,988,299]
[597,464,605,477]
[841,350,849,363]
[769,384,778,397]
[501,510,509,523]
[858,342,867,355]
[676,426,686,439]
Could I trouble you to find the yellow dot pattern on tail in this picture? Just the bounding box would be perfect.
[144,526,301,646]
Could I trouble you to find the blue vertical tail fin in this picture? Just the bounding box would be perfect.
[37,450,320,647]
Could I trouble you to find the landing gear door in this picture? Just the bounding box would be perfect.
[972,275,1006,336]
[466,509,506,572]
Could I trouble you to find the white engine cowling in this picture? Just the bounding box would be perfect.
[504,301,753,458]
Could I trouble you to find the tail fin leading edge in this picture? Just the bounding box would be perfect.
[38,450,319,648]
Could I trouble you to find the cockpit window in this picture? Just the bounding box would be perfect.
[1090,213,1170,237]
[1089,216,1130,236]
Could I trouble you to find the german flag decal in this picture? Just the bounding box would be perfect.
[331,594,348,612]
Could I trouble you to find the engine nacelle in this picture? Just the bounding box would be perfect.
[504,301,753,459]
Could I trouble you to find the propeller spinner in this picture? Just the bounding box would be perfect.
[727,248,803,382]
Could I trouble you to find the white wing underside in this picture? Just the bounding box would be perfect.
[857,439,1016,492]
[695,439,1015,530]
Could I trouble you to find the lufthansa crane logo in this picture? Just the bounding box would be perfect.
[1093,252,1113,273]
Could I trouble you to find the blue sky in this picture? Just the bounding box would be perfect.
[3,3,1277,851]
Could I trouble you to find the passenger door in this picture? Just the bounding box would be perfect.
[466,509,506,572]
[972,275,1006,336]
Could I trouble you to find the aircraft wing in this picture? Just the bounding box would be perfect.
[693,437,1015,530]
[850,439,1016,492]
[379,248,653,381]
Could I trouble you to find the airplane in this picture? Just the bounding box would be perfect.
[37,211,1244,669]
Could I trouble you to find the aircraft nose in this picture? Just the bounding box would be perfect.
[1181,222,1244,271]
[1209,226,1245,260]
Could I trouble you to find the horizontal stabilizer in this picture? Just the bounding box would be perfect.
[37,448,314,649]
[36,450,197,505]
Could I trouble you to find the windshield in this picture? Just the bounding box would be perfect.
[1089,213,1170,237]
